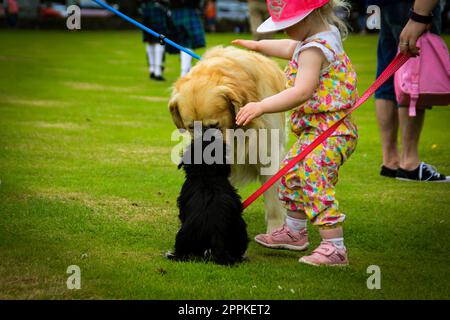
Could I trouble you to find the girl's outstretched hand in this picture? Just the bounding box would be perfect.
[231,39,259,52]
[235,102,264,126]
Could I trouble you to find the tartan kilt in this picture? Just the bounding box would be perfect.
[170,8,206,50]
[142,4,169,44]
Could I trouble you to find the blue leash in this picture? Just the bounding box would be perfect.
[92,0,202,60]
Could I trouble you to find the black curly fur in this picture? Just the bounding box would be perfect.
[168,134,248,265]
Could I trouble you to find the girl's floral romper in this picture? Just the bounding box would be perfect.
[278,34,358,229]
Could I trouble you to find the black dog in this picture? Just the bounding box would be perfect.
[167,134,248,265]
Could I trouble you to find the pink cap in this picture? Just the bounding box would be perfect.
[257,0,330,33]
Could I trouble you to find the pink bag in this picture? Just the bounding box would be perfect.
[394,32,450,117]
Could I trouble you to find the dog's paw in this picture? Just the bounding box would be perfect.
[165,251,177,260]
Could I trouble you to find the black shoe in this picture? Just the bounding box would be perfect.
[150,72,156,79]
[380,165,398,178]
[153,75,165,81]
[396,162,450,182]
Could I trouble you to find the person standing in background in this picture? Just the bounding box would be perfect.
[139,0,169,81]
[349,0,368,34]
[371,0,448,182]
[247,0,273,40]
[204,0,217,33]
[170,0,206,77]
[4,0,19,27]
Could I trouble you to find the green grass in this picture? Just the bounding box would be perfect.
[0,30,449,300]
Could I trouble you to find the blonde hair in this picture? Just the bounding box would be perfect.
[316,0,351,39]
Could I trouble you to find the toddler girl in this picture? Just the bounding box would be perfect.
[234,0,358,266]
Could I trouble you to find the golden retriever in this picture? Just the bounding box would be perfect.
[168,46,287,232]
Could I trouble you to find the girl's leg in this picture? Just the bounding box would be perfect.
[287,210,307,219]
[298,136,356,266]
[286,210,307,233]
[254,209,310,251]
[319,227,345,249]
[299,225,347,266]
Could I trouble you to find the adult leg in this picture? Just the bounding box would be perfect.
[374,2,407,172]
[398,108,425,170]
[248,1,262,41]
[180,50,192,77]
[154,43,165,80]
[397,106,449,181]
[255,2,274,40]
[397,3,441,171]
[375,99,400,169]
[146,43,155,76]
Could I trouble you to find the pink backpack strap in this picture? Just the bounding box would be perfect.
[409,64,420,117]
[408,38,422,117]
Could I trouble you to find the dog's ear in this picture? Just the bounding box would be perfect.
[168,94,185,130]
[220,86,241,127]
[177,160,183,170]
[221,85,264,129]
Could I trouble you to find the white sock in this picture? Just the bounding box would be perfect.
[327,237,345,249]
[285,216,307,233]
[180,50,192,76]
[146,44,155,74]
[154,44,165,77]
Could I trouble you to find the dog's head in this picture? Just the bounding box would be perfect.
[168,56,264,137]
[169,82,241,135]
[178,132,231,178]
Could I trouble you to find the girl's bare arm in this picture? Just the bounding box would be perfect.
[232,39,298,59]
[235,47,325,126]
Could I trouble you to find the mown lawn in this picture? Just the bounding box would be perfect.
[0,30,449,300]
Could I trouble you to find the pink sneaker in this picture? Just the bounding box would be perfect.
[299,241,348,266]
[254,224,309,251]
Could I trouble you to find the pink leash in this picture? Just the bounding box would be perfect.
[242,52,410,210]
